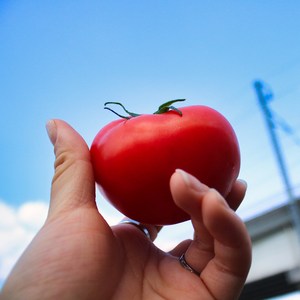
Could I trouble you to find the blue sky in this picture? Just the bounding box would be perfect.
[1,0,300,293]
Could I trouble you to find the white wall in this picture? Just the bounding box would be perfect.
[247,226,300,282]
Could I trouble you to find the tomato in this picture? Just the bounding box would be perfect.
[90,100,240,225]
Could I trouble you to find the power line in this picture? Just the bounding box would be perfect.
[265,56,300,82]
[275,82,300,101]
[272,109,300,146]
[254,80,300,241]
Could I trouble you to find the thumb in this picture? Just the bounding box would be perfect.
[46,119,96,219]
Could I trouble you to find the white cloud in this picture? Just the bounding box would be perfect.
[0,197,193,288]
[17,202,48,229]
[0,200,48,286]
[0,198,126,287]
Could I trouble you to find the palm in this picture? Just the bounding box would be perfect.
[28,206,202,300]
[29,195,247,300]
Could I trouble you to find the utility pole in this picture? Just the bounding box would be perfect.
[254,80,300,240]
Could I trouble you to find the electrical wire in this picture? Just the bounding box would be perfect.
[271,108,300,146]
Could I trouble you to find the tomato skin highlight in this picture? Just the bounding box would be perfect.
[90,105,240,225]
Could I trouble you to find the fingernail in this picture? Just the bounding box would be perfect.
[175,169,208,192]
[46,120,57,145]
[237,179,248,189]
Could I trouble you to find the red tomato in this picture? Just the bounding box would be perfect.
[90,100,240,225]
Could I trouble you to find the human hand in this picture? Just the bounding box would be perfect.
[1,120,251,300]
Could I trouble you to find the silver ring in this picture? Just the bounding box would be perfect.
[119,219,151,240]
[179,253,200,276]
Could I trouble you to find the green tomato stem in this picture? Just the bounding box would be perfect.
[104,99,185,119]
[104,102,141,119]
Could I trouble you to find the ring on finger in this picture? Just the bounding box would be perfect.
[119,219,151,240]
[179,253,200,276]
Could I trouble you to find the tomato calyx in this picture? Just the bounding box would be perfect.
[104,99,186,119]
[153,99,186,116]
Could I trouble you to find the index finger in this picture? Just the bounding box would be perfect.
[170,170,252,300]
[200,190,252,299]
